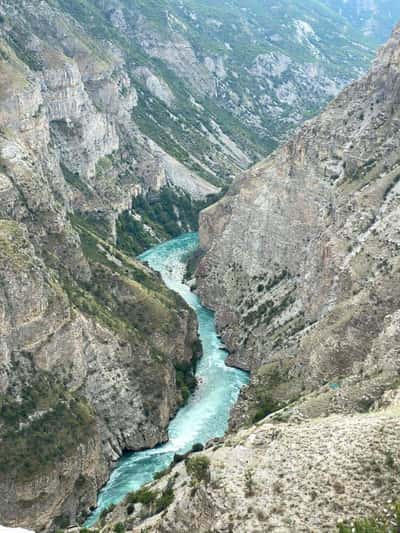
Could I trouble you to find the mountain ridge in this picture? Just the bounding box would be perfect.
[0,1,399,530]
[85,19,400,532]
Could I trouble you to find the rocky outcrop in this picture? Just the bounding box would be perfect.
[92,391,400,532]
[197,23,400,424]
[0,3,204,530]
[0,434,105,532]
[0,215,199,531]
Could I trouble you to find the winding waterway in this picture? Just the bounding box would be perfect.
[86,232,248,526]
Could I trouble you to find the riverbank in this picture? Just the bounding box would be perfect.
[85,233,248,527]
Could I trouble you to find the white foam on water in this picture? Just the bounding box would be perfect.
[85,232,248,526]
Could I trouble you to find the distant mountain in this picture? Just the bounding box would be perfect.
[0,0,384,254]
[325,0,400,42]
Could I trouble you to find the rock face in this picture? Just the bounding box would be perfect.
[120,0,378,151]
[94,391,400,532]
[0,214,200,531]
[0,2,204,530]
[86,25,400,533]
[0,0,389,253]
[197,23,400,424]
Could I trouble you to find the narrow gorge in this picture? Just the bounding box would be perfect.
[89,17,400,533]
[1,1,400,532]
[85,233,248,527]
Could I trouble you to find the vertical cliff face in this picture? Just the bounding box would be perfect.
[0,213,200,531]
[0,1,397,530]
[198,23,400,425]
[0,4,203,530]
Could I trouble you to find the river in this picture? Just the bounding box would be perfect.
[85,232,249,526]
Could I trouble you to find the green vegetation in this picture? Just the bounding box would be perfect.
[125,482,174,514]
[337,501,400,532]
[100,504,116,525]
[116,211,157,256]
[244,469,255,497]
[116,187,219,257]
[155,485,174,513]
[126,487,158,506]
[134,188,201,236]
[119,188,215,254]
[175,360,198,404]
[55,514,70,529]
[113,523,125,533]
[0,219,34,269]
[154,467,171,480]
[252,395,282,423]
[184,247,205,281]
[69,214,187,342]
[244,287,295,327]
[60,162,93,197]
[185,455,211,484]
[0,372,95,481]
[383,174,400,200]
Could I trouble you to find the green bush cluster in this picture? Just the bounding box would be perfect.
[252,396,282,423]
[100,504,116,524]
[116,211,157,256]
[126,487,158,506]
[155,486,174,513]
[116,187,220,257]
[125,482,174,514]
[0,372,95,481]
[175,360,198,404]
[337,501,400,532]
[185,455,211,484]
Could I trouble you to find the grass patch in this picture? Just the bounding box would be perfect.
[0,372,95,482]
[337,501,400,532]
[175,360,198,404]
[185,455,211,484]
[252,395,282,423]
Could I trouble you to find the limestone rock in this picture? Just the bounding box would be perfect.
[197,23,400,424]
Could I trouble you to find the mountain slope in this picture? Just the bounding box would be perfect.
[95,398,400,532]
[0,2,203,529]
[89,22,400,533]
[0,0,388,256]
[197,21,400,426]
[325,0,400,43]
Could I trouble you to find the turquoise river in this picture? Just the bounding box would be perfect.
[86,232,249,526]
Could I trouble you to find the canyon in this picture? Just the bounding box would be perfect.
[1,0,400,532]
[96,18,400,533]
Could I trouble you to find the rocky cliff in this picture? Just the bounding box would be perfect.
[197,21,400,426]
[0,2,204,530]
[0,206,200,531]
[80,24,400,533]
[1,0,379,258]
[0,1,397,531]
